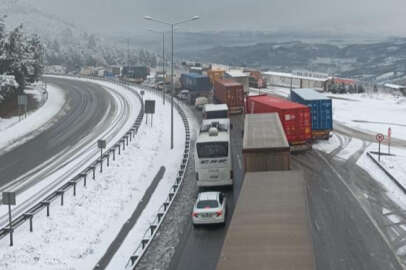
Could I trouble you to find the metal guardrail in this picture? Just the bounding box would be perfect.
[366,151,406,193]
[125,90,191,269]
[0,76,144,241]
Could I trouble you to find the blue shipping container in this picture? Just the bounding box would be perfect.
[290,88,333,131]
[180,73,212,92]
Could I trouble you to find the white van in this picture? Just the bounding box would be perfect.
[202,104,229,119]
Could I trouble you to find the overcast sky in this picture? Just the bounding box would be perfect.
[29,0,406,36]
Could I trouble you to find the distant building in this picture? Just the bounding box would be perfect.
[263,71,329,92]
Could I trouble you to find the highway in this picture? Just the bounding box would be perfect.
[0,78,118,190]
[137,102,404,270]
[0,77,139,227]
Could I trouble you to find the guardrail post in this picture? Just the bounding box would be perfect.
[24,213,34,232]
[141,239,149,249]
[169,193,174,201]
[106,154,110,167]
[92,166,96,180]
[163,202,169,211]
[42,201,50,217]
[80,173,87,187]
[112,149,116,161]
[157,213,164,222]
[126,136,129,146]
[118,143,121,155]
[130,256,138,265]
[71,181,77,196]
[122,139,126,150]
[150,225,157,235]
[57,190,64,206]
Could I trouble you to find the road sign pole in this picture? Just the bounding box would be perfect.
[8,203,13,246]
[100,148,103,173]
[388,127,392,155]
[378,141,381,162]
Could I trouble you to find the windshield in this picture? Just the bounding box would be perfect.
[197,200,219,209]
[197,142,228,158]
[206,110,228,119]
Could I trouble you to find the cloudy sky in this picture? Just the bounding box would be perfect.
[28,0,406,36]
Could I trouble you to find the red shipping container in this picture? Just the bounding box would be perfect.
[214,79,244,114]
[246,95,312,144]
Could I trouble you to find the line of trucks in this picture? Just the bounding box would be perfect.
[191,103,315,268]
[179,68,333,151]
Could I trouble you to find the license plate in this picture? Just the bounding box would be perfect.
[201,213,211,218]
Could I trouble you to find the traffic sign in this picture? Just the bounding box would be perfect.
[376,133,384,162]
[376,133,384,142]
[2,192,16,205]
[97,139,106,149]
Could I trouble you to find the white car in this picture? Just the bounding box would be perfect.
[192,192,227,226]
[194,96,209,110]
[177,89,190,100]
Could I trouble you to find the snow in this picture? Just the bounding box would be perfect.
[0,84,186,270]
[330,92,406,140]
[336,138,363,160]
[312,132,341,154]
[357,144,406,210]
[0,84,65,155]
[250,87,406,141]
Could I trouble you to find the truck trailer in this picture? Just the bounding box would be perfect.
[290,88,333,140]
[213,79,244,114]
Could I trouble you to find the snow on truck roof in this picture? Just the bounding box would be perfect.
[216,78,243,87]
[225,70,249,78]
[243,113,289,150]
[292,88,330,101]
[204,104,228,112]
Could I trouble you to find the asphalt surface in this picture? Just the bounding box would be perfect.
[136,102,405,270]
[0,77,116,190]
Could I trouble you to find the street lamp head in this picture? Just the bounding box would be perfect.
[191,16,200,21]
[144,16,153,21]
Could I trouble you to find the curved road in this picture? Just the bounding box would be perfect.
[0,78,118,192]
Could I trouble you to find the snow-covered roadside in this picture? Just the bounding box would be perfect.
[312,133,341,154]
[357,144,406,209]
[0,88,186,270]
[0,84,65,154]
[250,86,406,141]
[330,92,406,140]
[106,90,186,269]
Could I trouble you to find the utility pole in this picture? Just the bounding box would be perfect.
[144,15,199,150]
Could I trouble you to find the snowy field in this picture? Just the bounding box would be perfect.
[0,85,186,269]
[330,92,406,140]
[0,84,65,155]
[250,86,406,141]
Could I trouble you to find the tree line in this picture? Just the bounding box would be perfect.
[0,17,44,94]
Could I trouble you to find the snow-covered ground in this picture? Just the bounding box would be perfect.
[250,86,406,141]
[0,84,64,155]
[330,92,406,140]
[357,144,406,210]
[0,86,186,269]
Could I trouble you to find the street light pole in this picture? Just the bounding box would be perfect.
[145,15,199,150]
[171,23,174,149]
[162,31,165,105]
